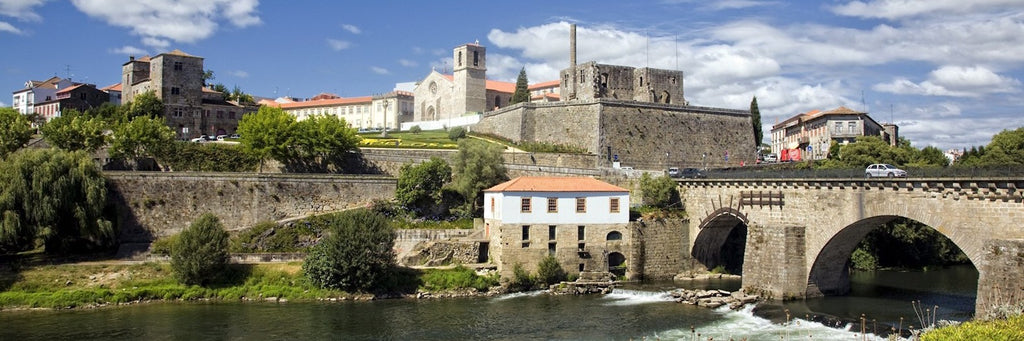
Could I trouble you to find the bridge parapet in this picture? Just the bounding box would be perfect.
[677,178,1024,203]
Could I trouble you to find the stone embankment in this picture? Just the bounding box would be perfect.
[669,289,759,310]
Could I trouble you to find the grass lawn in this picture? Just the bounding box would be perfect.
[358,130,460,149]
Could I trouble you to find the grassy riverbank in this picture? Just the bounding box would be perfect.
[921,314,1024,340]
[0,262,498,310]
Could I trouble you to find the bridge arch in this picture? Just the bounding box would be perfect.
[692,207,748,274]
[806,212,980,298]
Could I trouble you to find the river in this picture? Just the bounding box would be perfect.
[0,265,977,340]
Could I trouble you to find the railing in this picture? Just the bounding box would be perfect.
[686,166,1024,180]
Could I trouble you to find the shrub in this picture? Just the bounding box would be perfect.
[448,126,466,141]
[922,314,1024,340]
[302,210,396,292]
[639,173,680,208]
[171,213,230,286]
[149,234,179,256]
[229,221,301,253]
[507,264,536,292]
[421,266,498,292]
[536,256,567,286]
[409,125,422,134]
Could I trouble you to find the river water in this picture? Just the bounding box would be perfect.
[0,266,977,340]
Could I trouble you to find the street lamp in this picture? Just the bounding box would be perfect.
[381,97,389,138]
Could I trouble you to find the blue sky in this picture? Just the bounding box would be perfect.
[3,0,1023,150]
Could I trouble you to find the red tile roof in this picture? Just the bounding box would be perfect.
[485,176,628,193]
[278,96,373,109]
[528,80,560,90]
[55,84,86,94]
[101,83,122,92]
[439,75,558,94]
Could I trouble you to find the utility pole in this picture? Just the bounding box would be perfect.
[381,96,389,138]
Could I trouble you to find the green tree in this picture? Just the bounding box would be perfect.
[449,140,508,213]
[302,210,396,292]
[824,135,911,168]
[0,108,33,158]
[41,109,108,153]
[0,149,113,254]
[396,157,452,216]
[108,116,175,170]
[536,256,567,286]
[124,91,165,119]
[171,213,229,286]
[750,96,762,150]
[292,114,359,170]
[202,69,215,86]
[908,146,950,168]
[639,173,680,208]
[230,85,255,104]
[238,106,297,171]
[510,67,530,105]
[210,83,230,101]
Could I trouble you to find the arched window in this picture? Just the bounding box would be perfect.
[606,231,622,241]
[495,95,501,108]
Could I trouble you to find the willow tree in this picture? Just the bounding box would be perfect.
[0,149,114,254]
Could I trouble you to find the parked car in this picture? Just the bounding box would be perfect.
[216,135,228,141]
[189,137,206,143]
[763,153,778,163]
[865,164,907,178]
[679,167,706,179]
[667,167,681,178]
[229,134,240,139]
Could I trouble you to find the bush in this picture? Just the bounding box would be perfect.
[448,126,466,141]
[421,266,498,292]
[409,125,422,134]
[922,314,1024,340]
[171,213,230,286]
[229,221,301,253]
[150,234,179,256]
[507,264,536,292]
[639,173,680,208]
[302,210,396,292]
[536,256,567,286]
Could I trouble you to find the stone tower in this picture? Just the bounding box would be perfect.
[452,42,487,115]
[121,56,151,103]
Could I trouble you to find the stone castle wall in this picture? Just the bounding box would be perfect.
[634,218,698,280]
[107,172,396,242]
[473,99,754,171]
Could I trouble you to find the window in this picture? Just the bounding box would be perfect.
[577,226,585,240]
[548,225,556,240]
[490,198,495,213]
[171,87,180,95]
[848,122,856,133]
[173,108,184,118]
[547,197,557,213]
[217,110,224,119]
[173,61,183,71]
[575,197,586,213]
[610,198,620,213]
[548,243,556,255]
[834,122,843,134]
[458,51,462,66]
[521,198,531,212]
[522,225,530,248]
[607,231,622,241]
[473,51,479,66]
[228,112,235,119]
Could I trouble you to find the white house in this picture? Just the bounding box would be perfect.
[483,176,631,277]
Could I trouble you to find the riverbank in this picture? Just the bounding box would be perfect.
[0,261,500,310]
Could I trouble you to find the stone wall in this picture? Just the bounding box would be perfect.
[107,172,396,242]
[488,221,632,278]
[473,99,754,171]
[741,224,807,300]
[634,218,698,280]
[356,147,599,177]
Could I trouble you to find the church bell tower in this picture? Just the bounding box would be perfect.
[452,42,487,116]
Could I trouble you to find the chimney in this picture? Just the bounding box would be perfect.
[570,24,577,67]
[129,55,135,61]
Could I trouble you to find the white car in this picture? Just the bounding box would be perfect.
[865,164,907,178]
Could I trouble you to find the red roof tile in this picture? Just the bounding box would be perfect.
[485,176,628,193]
[439,75,559,94]
[101,83,122,92]
[278,96,373,109]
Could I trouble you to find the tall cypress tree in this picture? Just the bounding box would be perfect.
[510,67,530,105]
[750,96,763,150]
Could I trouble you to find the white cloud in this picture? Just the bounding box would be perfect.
[0,0,46,21]
[874,65,1019,97]
[398,59,417,67]
[341,24,360,34]
[0,100,7,107]
[110,45,147,56]
[896,115,1024,149]
[706,0,776,10]
[0,20,20,34]
[71,0,261,48]
[370,66,389,75]
[228,70,249,78]
[831,0,1022,20]
[326,38,350,51]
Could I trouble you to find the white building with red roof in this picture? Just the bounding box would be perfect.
[483,176,631,277]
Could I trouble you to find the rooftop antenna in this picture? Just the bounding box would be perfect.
[860,90,866,112]
[64,64,72,80]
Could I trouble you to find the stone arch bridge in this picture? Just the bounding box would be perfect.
[677,177,1024,318]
